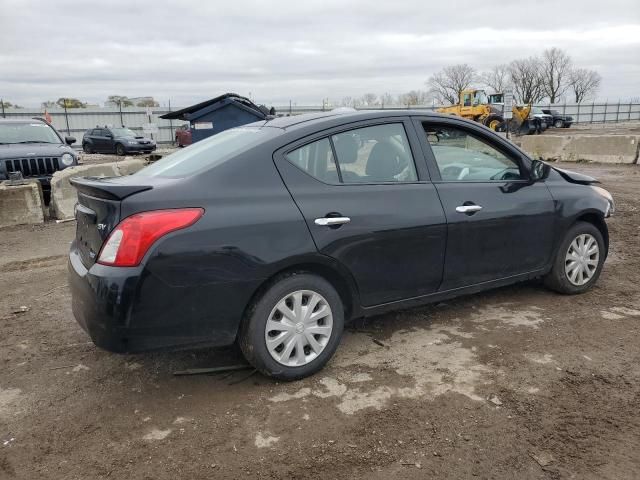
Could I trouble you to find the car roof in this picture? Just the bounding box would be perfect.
[257,109,448,131]
[0,118,47,124]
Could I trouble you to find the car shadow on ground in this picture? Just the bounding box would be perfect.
[113,280,550,387]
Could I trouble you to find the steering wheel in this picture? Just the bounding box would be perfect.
[457,167,470,180]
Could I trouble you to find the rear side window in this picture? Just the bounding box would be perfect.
[285,123,418,184]
[137,127,278,178]
[285,138,339,183]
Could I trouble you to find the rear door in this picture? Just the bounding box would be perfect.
[274,118,447,307]
[92,129,109,152]
[414,118,556,290]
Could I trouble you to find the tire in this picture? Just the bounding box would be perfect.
[554,119,564,128]
[115,143,126,156]
[484,114,504,131]
[239,273,344,381]
[544,221,605,294]
[83,143,93,154]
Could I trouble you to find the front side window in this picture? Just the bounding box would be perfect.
[424,125,524,182]
[331,123,417,183]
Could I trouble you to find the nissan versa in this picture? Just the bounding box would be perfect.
[69,111,614,380]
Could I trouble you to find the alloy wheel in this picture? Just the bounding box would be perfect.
[264,290,333,367]
[565,233,599,286]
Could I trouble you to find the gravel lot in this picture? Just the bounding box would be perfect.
[1,162,639,479]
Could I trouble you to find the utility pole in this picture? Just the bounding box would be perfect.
[1,98,5,118]
[63,98,70,135]
[118,100,124,127]
[168,99,174,145]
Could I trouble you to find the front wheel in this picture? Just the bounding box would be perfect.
[83,143,93,154]
[239,273,344,381]
[554,119,564,128]
[484,114,504,131]
[544,221,605,294]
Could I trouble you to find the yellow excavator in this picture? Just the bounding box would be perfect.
[438,89,539,135]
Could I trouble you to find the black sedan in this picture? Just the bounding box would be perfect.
[82,127,156,155]
[69,111,614,380]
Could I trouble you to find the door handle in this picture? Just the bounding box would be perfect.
[314,217,351,226]
[455,205,483,214]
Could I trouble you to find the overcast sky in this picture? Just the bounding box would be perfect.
[1,0,639,107]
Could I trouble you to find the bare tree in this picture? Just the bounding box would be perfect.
[568,68,601,103]
[379,92,394,107]
[397,90,428,107]
[340,96,353,107]
[540,48,572,103]
[426,64,476,105]
[481,64,509,93]
[360,93,378,107]
[41,100,56,108]
[509,57,545,104]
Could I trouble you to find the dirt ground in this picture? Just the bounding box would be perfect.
[1,162,639,480]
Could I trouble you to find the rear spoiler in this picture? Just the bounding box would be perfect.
[70,176,153,200]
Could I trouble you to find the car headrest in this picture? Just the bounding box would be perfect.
[333,135,358,164]
[365,141,401,181]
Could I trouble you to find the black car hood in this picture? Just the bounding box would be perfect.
[552,166,599,185]
[0,143,74,159]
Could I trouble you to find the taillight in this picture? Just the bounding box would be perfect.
[97,208,204,267]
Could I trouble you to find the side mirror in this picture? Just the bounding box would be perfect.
[65,136,76,145]
[530,159,550,181]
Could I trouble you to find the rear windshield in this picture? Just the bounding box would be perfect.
[136,127,278,178]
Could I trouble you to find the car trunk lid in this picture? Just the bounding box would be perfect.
[70,176,153,267]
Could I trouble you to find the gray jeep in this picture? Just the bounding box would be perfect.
[0,118,79,202]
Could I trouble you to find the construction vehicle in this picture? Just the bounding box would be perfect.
[439,89,540,135]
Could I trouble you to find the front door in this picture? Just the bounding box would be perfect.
[274,119,447,307]
[416,119,556,291]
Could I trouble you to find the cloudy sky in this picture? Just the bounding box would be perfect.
[1,0,639,107]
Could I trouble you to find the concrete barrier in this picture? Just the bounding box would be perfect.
[50,159,147,220]
[519,135,640,164]
[0,181,46,228]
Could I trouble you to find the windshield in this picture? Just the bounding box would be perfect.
[474,91,488,104]
[110,128,137,137]
[137,127,279,178]
[0,122,61,144]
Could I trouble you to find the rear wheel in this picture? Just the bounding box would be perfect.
[83,143,93,154]
[115,143,126,156]
[544,221,605,294]
[239,273,344,381]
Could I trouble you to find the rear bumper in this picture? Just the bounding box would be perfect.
[68,243,254,353]
[69,246,138,352]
